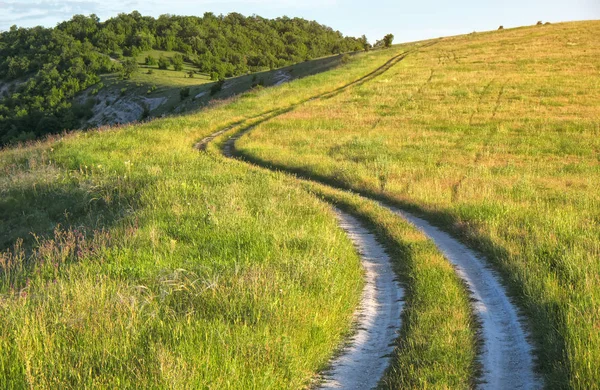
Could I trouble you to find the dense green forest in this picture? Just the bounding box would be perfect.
[0,11,367,144]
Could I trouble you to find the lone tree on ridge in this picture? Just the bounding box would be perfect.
[383,34,394,48]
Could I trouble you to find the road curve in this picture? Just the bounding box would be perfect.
[214,126,541,388]
[319,210,404,390]
[391,208,540,389]
[196,42,541,389]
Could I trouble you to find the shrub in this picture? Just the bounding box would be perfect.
[171,54,184,71]
[383,34,394,48]
[210,79,225,96]
[111,62,123,74]
[72,99,95,120]
[341,54,351,65]
[374,34,395,49]
[251,77,265,88]
[537,21,543,26]
[121,58,138,80]
[145,55,157,66]
[498,25,504,30]
[147,69,154,75]
[91,83,103,95]
[158,55,169,70]
[180,87,190,100]
[359,34,371,52]
[141,103,150,119]
[124,46,141,57]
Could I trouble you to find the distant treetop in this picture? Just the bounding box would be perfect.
[0,11,368,144]
[374,33,395,49]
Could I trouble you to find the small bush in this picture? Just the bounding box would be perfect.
[251,78,265,88]
[120,87,127,96]
[210,79,225,96]
[145,55,157,66]
[72,99,95,120]
[171,54,184,71]
[180,87,190,100]
[341,54,351,65]
[537,21,543,26]
[498,25,504,30]
[147,69,154,75]
[120,58,138,80]
[141,104,150,120]
[125,46,141,57]
[158,56,169,70]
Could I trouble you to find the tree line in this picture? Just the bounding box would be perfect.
[0,12,372,144]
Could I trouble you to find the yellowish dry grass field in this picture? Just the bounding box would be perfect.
[238,20,600,388]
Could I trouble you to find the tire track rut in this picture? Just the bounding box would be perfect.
[319,210,404,390]
[392,209,540,389]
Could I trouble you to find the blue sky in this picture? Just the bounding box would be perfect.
[0,0,598,42]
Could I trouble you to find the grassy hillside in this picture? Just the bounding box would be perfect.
[3,19,596,389]
[0,44,477,388]
[237,20,600,388]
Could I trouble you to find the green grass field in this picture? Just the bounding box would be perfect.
[0,45,478,388]
[0,20,597,389]
[237,20,600,388]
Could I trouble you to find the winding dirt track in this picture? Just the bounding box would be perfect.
[393,209,540,389]
[319,211,403,389]
[196,44,541,389]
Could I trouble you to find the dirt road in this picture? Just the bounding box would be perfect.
[197,42,541,389]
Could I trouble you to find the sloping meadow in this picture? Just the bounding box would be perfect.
[237,21,600,388]
[0,48,409,388]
